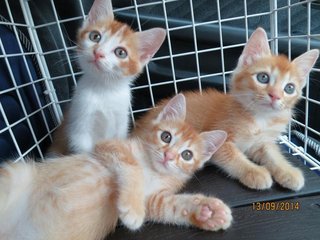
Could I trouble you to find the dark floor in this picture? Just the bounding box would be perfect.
[107,153,320,240]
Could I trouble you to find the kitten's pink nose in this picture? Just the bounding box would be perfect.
[268,92,280,102]
[164,151,175,162]
[94,50,105,60]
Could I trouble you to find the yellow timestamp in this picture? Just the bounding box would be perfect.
[252,201,300,211]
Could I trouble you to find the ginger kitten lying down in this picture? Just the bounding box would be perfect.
[0,94,232,240]
[134,27,319,191]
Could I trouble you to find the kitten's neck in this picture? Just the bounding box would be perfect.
[79,71,134,90]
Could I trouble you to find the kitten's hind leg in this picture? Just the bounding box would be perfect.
[249,143,304,191]
[147,193,232,231]
[212,142,273,190]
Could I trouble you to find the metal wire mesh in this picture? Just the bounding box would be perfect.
[0,0,319,170]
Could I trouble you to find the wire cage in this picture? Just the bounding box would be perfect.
[0,0,319,173]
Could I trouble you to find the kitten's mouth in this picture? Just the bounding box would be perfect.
[261,102,278,111]
[157,157,171,169]
[89,60,102,70]
[261,102,273,107]
[160,159,169,167]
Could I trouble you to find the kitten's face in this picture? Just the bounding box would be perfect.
[142,94,226,178]
[232,55,303,112]
[76,0,166,80]
[146,120,207,177]
[77,20,142,78]
[231,27,318,113]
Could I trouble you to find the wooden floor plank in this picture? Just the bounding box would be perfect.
[182,153,320,207]
[107,195,320,240]
[107,152,320,239]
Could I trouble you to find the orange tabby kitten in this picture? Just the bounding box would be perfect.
[134,28,319,191]
[48,0,165,155]
[0,94,232,240]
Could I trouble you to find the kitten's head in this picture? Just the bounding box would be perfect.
[144,94,227,178]
[231,27,319,113]
[77,0,166,80]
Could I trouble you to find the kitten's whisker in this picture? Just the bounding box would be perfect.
[53,57,80,68]
[288,117,302,132]
[229,93,252,97]
[191,173,201,185]
[291,107,305,116]
[242,99,256,112]
[68,52,80,58]
[137,19,152,29]
[65,34,81,48]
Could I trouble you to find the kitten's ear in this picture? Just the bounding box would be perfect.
[86,0,114,24]
[292,49,319,86]
[135,28,166,65]
[200,130,227,161]
[156,94,186,122]
[238,27,271,68]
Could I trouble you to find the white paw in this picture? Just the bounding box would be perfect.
[119,206,145,231]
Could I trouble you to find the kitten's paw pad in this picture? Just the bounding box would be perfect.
[193,199,232,231]
[240,166,273,190]
[274,167,304,191]
[197,205,213,222]
[119,206,145,231]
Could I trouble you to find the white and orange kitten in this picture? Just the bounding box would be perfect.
[48,0,166,155]
[0,94,232,240]
[135,28,319,191]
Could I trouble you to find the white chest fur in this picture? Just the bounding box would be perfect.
[143,169,168,197]
[66,74,132,153]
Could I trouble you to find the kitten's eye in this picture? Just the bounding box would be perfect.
[256,72,270,84]
[161,131,172,143]
[114,47,128,59]
[89,31,101,43]
[284,83,295,94]
[181,150,193,161]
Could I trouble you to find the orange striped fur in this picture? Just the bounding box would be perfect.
[0,94,231,240]
[134,28,319,191]
[94,94,232,231]
[0,156,118,240]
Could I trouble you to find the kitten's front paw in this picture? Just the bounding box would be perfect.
[240,166,273,190]
[118,205,145,231]
[191,197,232,231]
[274,166,304,191]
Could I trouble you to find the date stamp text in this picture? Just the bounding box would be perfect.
[252,201,300,211]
